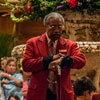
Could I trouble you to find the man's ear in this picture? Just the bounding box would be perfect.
[83,90,89,97]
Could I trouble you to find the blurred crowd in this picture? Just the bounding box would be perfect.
[0,57,31,100]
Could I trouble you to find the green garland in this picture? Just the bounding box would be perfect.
[3,0,100,22]
[39,0,59,7]
[10,13,29,22]
[10,8,29,22]
[4,0,28,22]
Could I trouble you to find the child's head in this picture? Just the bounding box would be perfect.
[1,57,8,71]
[8,94,20,100]
[73,76,96,100]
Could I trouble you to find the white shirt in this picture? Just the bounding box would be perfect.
[46,33,58,49]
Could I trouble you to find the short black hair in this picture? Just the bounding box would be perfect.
[73,76,96,96]
[8,94,20,100]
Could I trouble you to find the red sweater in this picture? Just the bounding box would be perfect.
[75,93,100,100]
[92,93,100,100]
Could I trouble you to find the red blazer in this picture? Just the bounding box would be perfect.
[92,93,100,100]
[22,33,86,100]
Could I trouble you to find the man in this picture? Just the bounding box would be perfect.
[22,12,86,100]
[73,76,100,100]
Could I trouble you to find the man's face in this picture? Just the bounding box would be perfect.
[46,17,64,41]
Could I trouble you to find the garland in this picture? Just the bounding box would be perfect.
[2,0,100,22]
[39,0,58,7]
[10,8,29,22]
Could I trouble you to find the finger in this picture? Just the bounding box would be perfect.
[59,53,64,56]
[53,54,60,60]
[48,65,54,70]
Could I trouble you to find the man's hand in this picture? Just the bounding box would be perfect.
[53,53,64,60]
[48,58,62,71]
[48,53,64,71]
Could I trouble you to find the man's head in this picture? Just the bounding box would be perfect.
[73,76,96,100]
[44,12,65,41]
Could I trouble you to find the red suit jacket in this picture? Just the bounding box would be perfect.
[92,93,100,100]
[22,33,86,100]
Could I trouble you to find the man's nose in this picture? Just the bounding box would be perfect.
[10,65,14,68]
[54,27,60,32]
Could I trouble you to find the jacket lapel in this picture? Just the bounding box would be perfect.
[56,37,67,54]
[37,34,67,56]
[37,33,49,57]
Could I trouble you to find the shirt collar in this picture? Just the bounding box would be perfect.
[46,33,50,44]
[46,33,58,47]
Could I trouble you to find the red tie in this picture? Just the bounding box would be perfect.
[49,41,54,54]
[48,41,56,93]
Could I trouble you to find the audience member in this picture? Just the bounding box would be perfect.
[0,72,4,100]
[73,76,100,100]
[0,57,8,100]
[0,57,23,100]
[22,70,31,100]
[1,57,8,72]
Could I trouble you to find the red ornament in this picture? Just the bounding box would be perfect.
[68,0,78,8]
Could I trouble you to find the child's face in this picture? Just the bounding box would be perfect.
[9,97,16,100]
[1,59,7,71]
[6,61,16,75]
[85,92,93,100]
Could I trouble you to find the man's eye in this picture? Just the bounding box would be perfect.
[50,26,55,28]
